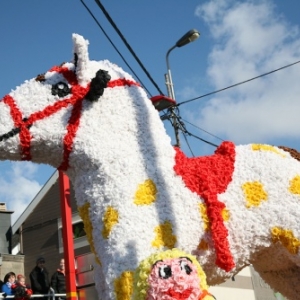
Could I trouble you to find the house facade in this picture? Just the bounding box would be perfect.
[11,171,96,298]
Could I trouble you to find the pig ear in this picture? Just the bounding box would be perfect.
[72,33,90,86]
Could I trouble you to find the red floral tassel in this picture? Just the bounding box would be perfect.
[174,141,236,271]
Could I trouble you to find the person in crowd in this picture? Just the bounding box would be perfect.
[12,274,33,300]
[1,272,16,295]
[51,258,66,300]
[30,256,50,299]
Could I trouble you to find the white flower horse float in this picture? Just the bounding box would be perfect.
[1,34,300,300]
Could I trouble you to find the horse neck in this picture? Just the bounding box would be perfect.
[67,87,176,202]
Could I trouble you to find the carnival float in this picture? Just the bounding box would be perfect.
[0,34,300,299]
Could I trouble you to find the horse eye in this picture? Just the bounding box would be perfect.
[180,260,192,275]
[158,265,172,279]
[51,82,71,98]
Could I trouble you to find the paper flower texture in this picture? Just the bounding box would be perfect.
[1,34,300,300]
[134,249,215,300]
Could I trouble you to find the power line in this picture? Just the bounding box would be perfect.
[82,1,300,153]
[172,110,219,148]
[178,59,300,107]
[181,118,224,142]
[82,0,216,151]
[94,0,165,96]
[80,0,152,96]
[177,59,300,150]
[160,107,219,148]
[184,131,218,148]
[182,133,195,157]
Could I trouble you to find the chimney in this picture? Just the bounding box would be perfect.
[0,202,7,211]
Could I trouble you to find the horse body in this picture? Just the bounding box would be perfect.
[66,57,218,299]
[1,34,300,299]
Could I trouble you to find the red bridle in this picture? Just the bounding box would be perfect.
[1,66,140,171]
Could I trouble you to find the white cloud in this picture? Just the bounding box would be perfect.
[176,77,205,100]
[0,162,42,223]
[189,0,300,144]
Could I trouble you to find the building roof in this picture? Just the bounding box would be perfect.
[12,170,59,234]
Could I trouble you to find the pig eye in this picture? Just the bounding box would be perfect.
[51,82,70,98]
[180,260,192,275]
[159,265,172,279]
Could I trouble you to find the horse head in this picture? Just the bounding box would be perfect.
[0,34,144,171]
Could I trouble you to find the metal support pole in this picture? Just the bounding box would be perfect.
[165,45,181,148]
[166,46,176,100]
[170,108,180,148]
[164,73,173,100]
[164,29,200,148]
[59,171,77,300]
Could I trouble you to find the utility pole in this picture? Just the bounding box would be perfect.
[164,29,200,148]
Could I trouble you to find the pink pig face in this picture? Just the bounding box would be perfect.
[146,257,202,300]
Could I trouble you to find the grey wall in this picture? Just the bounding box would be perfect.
[0,211,13,254]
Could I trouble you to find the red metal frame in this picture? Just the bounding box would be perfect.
[59,171,77,299]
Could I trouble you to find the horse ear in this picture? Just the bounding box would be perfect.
[72,33,90,86]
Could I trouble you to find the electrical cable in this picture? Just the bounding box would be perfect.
[181,118,224,142]
[83,0,241,151]
[174,60,300,150]
[177,59,300,107]
[172,110,218,148]
[94,0,165,96]
[80,0,152,96]
[185,131,218,147]
[182,133,195,157]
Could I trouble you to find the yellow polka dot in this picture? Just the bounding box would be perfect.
[289,175,300,195]
[252,144,285,157]
[271,227,300,254]
[152,221,177,249]
[134,179,157,205]
[242,181,268,208]
[221,208,230,221]
[199,203,210,231]
[199,203,230,231]
[114,271,134,300]
[78,203,101,265]
[102,206,119,239]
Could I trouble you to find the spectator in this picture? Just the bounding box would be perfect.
[30,256,50,299]
[51,258,66,299]
[1,272,16,295]
[12,274,33,300]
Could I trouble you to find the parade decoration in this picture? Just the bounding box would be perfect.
[134,249,215,300]
[1,34,300,300]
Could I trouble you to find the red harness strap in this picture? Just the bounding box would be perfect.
[2,66,140,170]
[2,95,32,160]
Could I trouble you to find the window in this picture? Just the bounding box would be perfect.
[73,221,86,239]
[57,213,89,253]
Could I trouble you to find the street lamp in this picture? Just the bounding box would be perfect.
[165,29,200,100]
[165,29,200,147]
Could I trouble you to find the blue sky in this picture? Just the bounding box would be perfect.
[0,0,300,222]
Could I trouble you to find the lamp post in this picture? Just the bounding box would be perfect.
[165,29,200,147]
